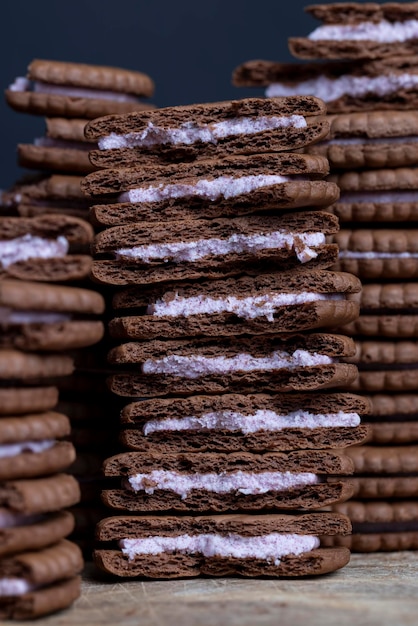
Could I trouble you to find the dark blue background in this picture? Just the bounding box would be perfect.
[0,0,337,188]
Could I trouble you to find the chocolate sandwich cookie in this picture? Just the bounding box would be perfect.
[339,283,418,338]
[109,269,361,340]
[345,444,418,475]
[289,2,418,60]
[344,339,418,392]
[0,280,104,351]
[323,501,418,552]
[85,96,329,168]
[102,449,354,512]
[0,412,75,481]
[2,173,92,220]
[107,333,357,397]
[0,386,58,416]
[0,214,93,282]
[0,474,80,515]
[0,509,74,558]
[332,228,418,280]
[95,512,351,579]
[92,212,340,286]
[327,166,418,223]
[232,55,418,114]
[88,157,339,226]
[308,110,418,170]
[119,392,370,453]
[364,393,418,444]
[0,539,82,619]
[349,475,418,499]
[18,118,97,174]
[0,350,73,382]
[6,59,154,118]
[82,151,329,196]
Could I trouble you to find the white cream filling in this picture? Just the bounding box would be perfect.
[147,291,341,321]
[142,350,333,379]
[266,74,418,102]
[0,578,35,597]
[340,191,418,204]
[0,307,71,325]
[116,231,325,265]
[143,410,361,436]
[118,174,294,203]
[127,470,319,498]
[340,251,418,259]
[98,115,307,149]
[8,77,141,103]
[0,510,44,529]
[327,136,418,146]
[0,235,69,269]
[308,19,418,43]
[0,439,55,459]
[120,533,320,564]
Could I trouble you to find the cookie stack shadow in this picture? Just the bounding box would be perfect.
[233,1,418,552]
[82,96,370,578]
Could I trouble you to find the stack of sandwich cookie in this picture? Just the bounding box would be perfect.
[0,307,86,617]
[83,95,370,578]
[233,0,418,554]
[1,59,159,567]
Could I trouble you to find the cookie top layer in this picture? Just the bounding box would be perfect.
[0,280,104,314]
[27,59,154,96]
[96,511,351,540]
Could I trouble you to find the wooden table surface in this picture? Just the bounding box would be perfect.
[14,553,418,626]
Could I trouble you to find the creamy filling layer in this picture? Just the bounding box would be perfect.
[340,251,418,259]
[116,231,325,265]
[0,578,36,597]
[0,439,55,459]
[118,174,295,203]
[9,77,141,103]
[0,307,71,324]
[120,533,320,564]
[266,74,418,102]
[0,509,44,529]
[0,235,69,269]
[340,191,418,203]
[142,410,361,435]
[147,291,341,321]
[142,349,333,379]
[308,19,418,43]
[127,470,319,498]
[98,115,307,149]
[327,136,418,145]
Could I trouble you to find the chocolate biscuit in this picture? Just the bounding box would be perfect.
[92,212,339,286]
[95,512,350,578]
[102,449,354,512]
[289,3,418,60]
[119,391,370,453]
[0,540,82,619]
[107,333,357,397]
[6,59,154,118]
[86,97,329,167]
[109,269,360,340]
[82,152,330,197]
[232,56,418,114]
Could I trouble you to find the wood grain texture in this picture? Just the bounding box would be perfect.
[11,554,418,625]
